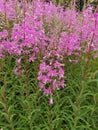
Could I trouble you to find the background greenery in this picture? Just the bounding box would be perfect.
[0,54,98,130]
[0,0,98,130]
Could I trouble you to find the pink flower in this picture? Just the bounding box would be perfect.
[59,68,64,78]
[50,97,53,105]
[2,30,8,38]
[14,66,24,76]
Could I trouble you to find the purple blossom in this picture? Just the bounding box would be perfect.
[50,96,53,105]
[0,0,98,104]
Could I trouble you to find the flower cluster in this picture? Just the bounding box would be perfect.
[0,0,98,104]
[0,0,17,20]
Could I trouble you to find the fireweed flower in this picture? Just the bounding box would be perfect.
[50,96,53,105]
[14,65,24,76]
[0,0,98,104]
[0,0,17,20]
[38,46,65,100]
[14,58,24,76]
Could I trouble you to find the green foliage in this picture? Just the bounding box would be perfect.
[0,54,98,130]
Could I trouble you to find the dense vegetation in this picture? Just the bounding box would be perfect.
[0,0,98,130]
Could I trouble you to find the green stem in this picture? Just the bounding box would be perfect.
[50,104,52,130]
[82,33,95,81]
[25,55,32,130]
[22,1,32,128]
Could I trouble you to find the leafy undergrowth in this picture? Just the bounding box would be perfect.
[0,56,98,130]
